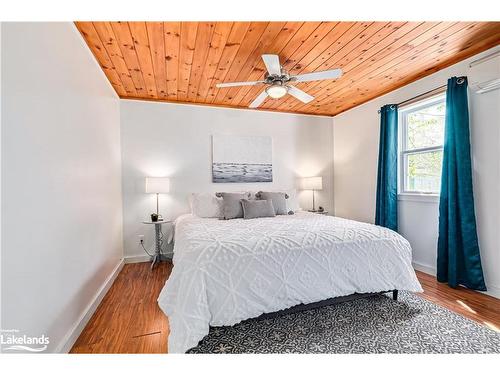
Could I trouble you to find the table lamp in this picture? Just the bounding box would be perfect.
[300,176,323,212]
[145,177,170,220]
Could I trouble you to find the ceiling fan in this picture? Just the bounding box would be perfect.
[216,54,342,108]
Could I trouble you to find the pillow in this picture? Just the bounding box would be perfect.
[246,191,259,200]
[255,191,288,215]
[241,199,276,220]
[285,189,300,213]
[189,193,222,218]
[216,192,250,220]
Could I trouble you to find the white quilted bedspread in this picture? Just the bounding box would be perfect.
[158,212,423,353]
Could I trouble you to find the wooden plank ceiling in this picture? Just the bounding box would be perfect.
[76,22,500,116]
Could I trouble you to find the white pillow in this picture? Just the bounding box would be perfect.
[285,189,300,212]
[189,193,223,218]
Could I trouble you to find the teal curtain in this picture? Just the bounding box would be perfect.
[437,77,486,291]
[375,104,398,231]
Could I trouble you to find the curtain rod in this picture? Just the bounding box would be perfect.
[377,84,447,113]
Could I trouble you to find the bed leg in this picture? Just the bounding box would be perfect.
[392,290,398,301]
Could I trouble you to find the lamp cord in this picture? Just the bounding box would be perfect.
[141,242,154,257]
[140,228,169,256]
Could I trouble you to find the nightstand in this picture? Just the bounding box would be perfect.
[142,220,173,269]
[308,210,329,215]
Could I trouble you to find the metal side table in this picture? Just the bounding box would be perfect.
[142,220,173,269]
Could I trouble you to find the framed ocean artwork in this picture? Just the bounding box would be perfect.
[212,135,273,183]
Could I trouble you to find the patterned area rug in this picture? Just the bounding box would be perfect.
[188,292,500,353]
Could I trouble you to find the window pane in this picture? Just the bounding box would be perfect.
[405,150,443,193]
[405,101,445,150]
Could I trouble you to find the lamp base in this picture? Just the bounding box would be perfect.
[308,209,318,213]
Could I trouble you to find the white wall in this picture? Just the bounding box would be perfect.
[333,45,500,298]
[1,23,123,352]
[0,22,3,334]
[120,100,334,258]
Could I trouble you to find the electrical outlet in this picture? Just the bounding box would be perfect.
[138,235,145,244]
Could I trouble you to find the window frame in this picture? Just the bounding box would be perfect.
[398,91,446,200]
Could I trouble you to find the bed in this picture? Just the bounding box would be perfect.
[158,211,423,353]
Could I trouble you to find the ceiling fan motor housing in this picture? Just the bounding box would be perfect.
[264,68,291,85]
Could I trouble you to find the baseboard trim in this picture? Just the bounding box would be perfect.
[483,285,500,299]
[56,259,124,353]
[412,261,436,276]
[413,261,500,299]
[124,254,152,264]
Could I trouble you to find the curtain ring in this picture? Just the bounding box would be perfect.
[457,77,465,85]
[389,104,396,110]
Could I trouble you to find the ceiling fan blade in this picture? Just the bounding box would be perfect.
[287,86,314,104]
[292,68,342,83]
[262,54,282,76]
[249,91,268,108]
[216,80,265,88]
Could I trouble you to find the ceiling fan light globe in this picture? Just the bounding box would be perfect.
[266,85,288,99]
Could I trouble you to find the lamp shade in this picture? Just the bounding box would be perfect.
[300,176,323,190]
[145,177,170,193]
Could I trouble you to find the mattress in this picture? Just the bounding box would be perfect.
[158,212,423,353]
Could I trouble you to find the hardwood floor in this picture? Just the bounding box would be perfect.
[70,262,500,354]
[416,271,500,332]
[70,262,172,353]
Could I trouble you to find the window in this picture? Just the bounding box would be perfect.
[399,93,446,195]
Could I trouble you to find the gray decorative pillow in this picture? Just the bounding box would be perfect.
[255,191,288,215]
[241,199,276,220]
[216,192,250,219]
